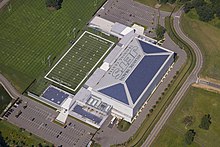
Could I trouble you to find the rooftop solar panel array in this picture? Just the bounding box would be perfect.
[126,55,169,103]
[99,83,129,105]
[73,105,102,124]
[42,86,69,105]
[139,40,168,54]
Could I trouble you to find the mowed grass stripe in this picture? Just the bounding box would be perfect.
[46,31,113,91]
[0,0,106,91]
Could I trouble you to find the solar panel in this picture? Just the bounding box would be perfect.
[42,87,69,105]
[73,105,102,124]
[99,83,129,105]
[126,55,169,103]
[139,40,168,54]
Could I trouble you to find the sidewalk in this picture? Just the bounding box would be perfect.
[0,0,10,10]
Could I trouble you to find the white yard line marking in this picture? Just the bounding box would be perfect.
[44,31,114,91]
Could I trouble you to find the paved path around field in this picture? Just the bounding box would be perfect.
[193,78,220,93]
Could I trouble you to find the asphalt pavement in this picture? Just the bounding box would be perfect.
[0,73,96,147]
[198,79,220,89]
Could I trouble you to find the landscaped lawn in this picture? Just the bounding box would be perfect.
[152,87,220,147]
[0,0,105,92]
[0,85,12,113]
[0,120,52,146]
[117,120,131,132]
[181,9,220,81]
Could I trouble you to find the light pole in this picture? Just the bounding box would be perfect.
[47,54,51,67]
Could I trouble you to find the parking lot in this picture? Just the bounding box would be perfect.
[4,96,96,147]
[97,0,158,31]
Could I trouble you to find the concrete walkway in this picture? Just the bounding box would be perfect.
[0,0,10,10]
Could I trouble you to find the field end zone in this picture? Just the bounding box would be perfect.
[44,31,114,91]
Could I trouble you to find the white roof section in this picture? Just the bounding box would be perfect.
[55,109,68,124]
[104,45,122,65]
[89,16,134,38]
[111,22,134,36]
[73,87,91,103]
[111,22,127,34]
[100,62,109,71]
[131,24,145,35]
[89,16,114,33]
[121,27,134,36]
[61,97,73,110]
[104,31,137,65]
[85,68,106,87]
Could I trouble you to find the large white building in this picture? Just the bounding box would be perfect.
[73,32,174,124]
[67,18,175,127]
[30,16,175,128]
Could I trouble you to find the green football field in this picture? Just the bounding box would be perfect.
[45,31,114,91]
[0,0,106,92]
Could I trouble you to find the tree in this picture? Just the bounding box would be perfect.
[183,2,194,13]
[179,0,191,3]
[216,8,220,19]
[155,24,166,41]
[168,0,176,4]
[196,6,214,22]
[184,129,196,145]
[158,0,168,4]
[45,0,63,10]
[0,131,8,147]
[199,114,211,130]
[192,0,206,8]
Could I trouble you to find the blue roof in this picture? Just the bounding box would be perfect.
[126,55,169,103]
[99,84,129,105]
[73,105,102,124]
[42,87,69,105]
[139,40,168,54]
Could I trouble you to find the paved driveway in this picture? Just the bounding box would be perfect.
[97,0,158,28]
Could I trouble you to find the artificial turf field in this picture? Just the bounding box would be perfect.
[0,0,106,92]
[45,31,114,91]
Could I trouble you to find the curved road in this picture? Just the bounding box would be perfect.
[142,9,203,147]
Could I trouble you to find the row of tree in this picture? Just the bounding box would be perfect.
[158,0,177,4]
[184,0,220,22]
[184,114,212,145]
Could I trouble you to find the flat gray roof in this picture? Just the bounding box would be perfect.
[85,68,106,87]
[111,22,127,34]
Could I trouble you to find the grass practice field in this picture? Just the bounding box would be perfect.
[0,85,12,113]
[45,31,113,91]
[0,0,106,92]
[152,87,220,147]
[181,9,220,81]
